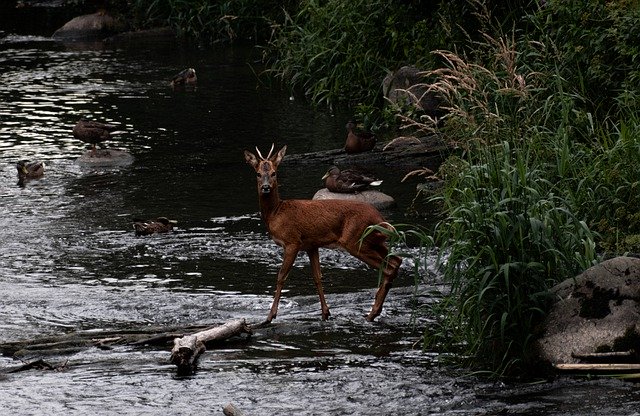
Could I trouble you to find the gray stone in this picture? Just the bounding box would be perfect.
[52,12,125,40]
[312,188,396,210]
[535,256,640,364]
[382,65,444,119]
[76,149,134,167]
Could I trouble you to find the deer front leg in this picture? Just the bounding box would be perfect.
[307,248,330,320]
[266,248,298,323]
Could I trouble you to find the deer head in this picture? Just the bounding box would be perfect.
[244,144,287,195]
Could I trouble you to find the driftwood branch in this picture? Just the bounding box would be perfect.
[7,358,68,373]
[554,363,640,372]
[170,319,252,376]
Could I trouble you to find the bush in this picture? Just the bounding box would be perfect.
[428,142,596,375]
[129,0,291,43]
[397,1,640,376]
[265,0,443,110]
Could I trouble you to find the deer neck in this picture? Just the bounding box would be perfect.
[257,186,282,223]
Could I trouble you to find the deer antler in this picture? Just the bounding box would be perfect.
[255,144,275,161]
[265,143,275,160]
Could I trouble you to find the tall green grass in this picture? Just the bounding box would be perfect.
[390,0,640,376]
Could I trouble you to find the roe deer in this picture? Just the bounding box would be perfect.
[244,144,401,323]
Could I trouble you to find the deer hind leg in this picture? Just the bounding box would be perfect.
[367,254,402,321]
[307,248,330,320]
[267,247,298,323]
[346,238,402,321]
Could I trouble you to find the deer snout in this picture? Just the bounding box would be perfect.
[260,177,272,193]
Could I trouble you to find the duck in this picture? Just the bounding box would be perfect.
[16,160,45,185]
[344,121,376,154]
[72,119,119,155]
[322,166,383,193]
[170,68,197,88]
[133,217,177,236]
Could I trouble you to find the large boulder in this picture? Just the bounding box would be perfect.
[52,11,125,40]
[535,256,640,365]
[312,188,396,210]
[382,65,444,119]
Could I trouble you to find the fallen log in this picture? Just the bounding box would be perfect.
[1,324,213,359]
[170,319,252,376]
[282,134,449,172]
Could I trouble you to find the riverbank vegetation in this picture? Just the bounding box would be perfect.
[118,0,640,377]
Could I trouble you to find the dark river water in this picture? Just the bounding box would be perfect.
[1,29,639,415]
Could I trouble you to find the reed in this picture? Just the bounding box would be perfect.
[394,9,604,375]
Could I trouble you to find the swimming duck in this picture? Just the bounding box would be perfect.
[133,217,177,236]
[16,160,45,185]
[170,68,197,88]
[344,121,376,154]
[73,119,119,155]
[322,166,382,193]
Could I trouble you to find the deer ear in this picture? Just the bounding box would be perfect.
[273,145,287,166]
[244,150,258,168]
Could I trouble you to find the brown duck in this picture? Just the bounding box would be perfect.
[16,160,45,185]
[344,121,376,154]
[133,217,177,236]
[73,119,119,154]
[170,68,197,88]
[322,166,382,193]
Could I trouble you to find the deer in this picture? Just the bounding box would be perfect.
[244,144,402,323]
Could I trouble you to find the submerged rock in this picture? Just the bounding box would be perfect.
[76,149,133,167]
[312,188,395,210]
[535,256,640,365]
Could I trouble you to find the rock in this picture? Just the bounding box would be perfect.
[76,149,134,167]
[535,256,640,365]
[312,188,396,210]
[382,65,445,119]
[52,11,125,40]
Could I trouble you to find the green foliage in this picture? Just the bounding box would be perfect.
[265,0,441,109]
[532,0,640,118]
[428,142,596,375]
[569,116,640,254]
[128,0,290,43]
[397,0,640,376]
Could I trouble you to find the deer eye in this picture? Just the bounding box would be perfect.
[271,172,276,178]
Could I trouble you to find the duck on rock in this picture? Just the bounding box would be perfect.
[73,119,119,155]
[322,166,382,193]
[344,121,376,154]
[133,217,177,236]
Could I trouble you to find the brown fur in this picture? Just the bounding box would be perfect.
[245,145,401,322]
